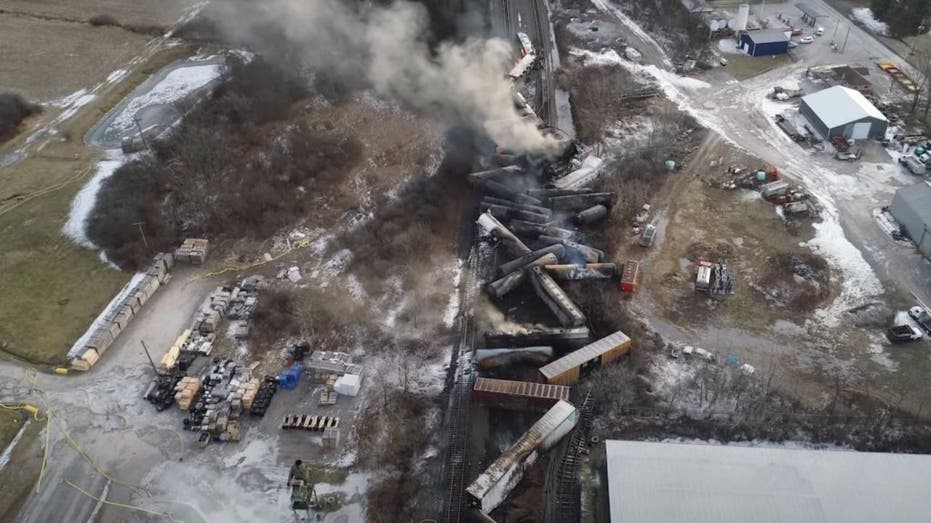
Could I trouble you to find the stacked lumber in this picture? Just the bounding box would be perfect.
[70,252,172,372]
[174,377,201,410]
[175,238,209,264]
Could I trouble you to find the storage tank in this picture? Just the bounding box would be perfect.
[737,3,750,32]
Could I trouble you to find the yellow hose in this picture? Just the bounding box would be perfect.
[189,239,310,281]
[62,479,188,523]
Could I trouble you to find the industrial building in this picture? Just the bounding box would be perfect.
[739,29,789,57]
[891,181,931,259]
[604,440,931,523]
[799,85,888,140]
[472,377,570,412]
[538,331,630,385]
[466,400,578,513]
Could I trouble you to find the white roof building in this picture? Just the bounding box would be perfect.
[799,85,888,140]
[606,440,931,523]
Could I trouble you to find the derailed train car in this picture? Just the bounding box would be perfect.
[537,331,631,385]
[466,400,578,513]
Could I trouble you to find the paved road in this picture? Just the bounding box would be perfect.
[1,265,219,523]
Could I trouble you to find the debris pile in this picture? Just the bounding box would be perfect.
[185,359,246,445]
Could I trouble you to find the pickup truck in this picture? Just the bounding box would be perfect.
[887,324,923,343]
[908,306,931,334]
[639,224,656,247]
[774,114,805,141]
[899,155,927,175]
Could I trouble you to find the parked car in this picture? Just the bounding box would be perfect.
[788,41,798,48]
[800,36,814,44]
[899,155,927,175]
[639,224,657,247]
[791,27,803,36]
[815,26,825,36]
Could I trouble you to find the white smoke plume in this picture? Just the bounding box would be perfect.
[209,0,560,154]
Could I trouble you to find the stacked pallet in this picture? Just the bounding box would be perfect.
[160,329,191,371]
[70,253,172,372]
[249,376,278,417]
[281,415,340,431]
[318,390,338,406]
[175,377,201,410]
[240,378,260,411]
[322,427,341,449]
[175,238,209,264]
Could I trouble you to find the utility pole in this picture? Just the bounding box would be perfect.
[841,26,850,54]
[832,18,840,42]
[140,339,159,375]
[133,115,148,149]
[132,221,149,250]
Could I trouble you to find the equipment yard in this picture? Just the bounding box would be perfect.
[5,0,931,522]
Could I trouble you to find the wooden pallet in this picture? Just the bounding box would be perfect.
[281,414,340,431]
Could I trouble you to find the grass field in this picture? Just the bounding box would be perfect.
[0,46,191,366]
[724,53,792,81]
[0,410,24,457]
[0,0,189,29]
[0,15,153,101]
[0,412,41,523]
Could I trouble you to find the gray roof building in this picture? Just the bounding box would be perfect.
[800,86,888,140]
[891,181,931,259]
[606,440,931,523]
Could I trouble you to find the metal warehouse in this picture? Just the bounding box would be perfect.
[799,85,888,140]
[739,29,789,57]
[605,440,931,523]
[472,377,570,412]
[891,181,931,259]
[538,330,631,385]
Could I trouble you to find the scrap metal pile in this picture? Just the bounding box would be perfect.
[471,149,618,331]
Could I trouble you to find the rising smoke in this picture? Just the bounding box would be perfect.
[208,0,559,154]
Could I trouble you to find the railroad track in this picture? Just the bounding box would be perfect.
[442,236,483,522]
[527,0,556,127]
[550,392,594,522]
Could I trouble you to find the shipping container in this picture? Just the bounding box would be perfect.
[620,260,640,293]
[538,331,632,385]
[472,377,571,412]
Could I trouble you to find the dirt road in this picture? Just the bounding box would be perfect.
[585,0,931,412]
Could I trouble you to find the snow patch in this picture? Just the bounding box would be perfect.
[108,63,222,139]
[717,38,745,55]
[443,261,463,328]
[867,337,899,371]
[806,210,884,326]
[852,8,889,36]
[346,273,367,303]
[589,0,674,68]
[63,150,127,248]
[106,69,129,84]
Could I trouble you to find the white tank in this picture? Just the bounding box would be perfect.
[737,3,750,31]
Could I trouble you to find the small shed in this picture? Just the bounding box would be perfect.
[891,181,931,259]
[739,29,790,57]
[800,85,888,140]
